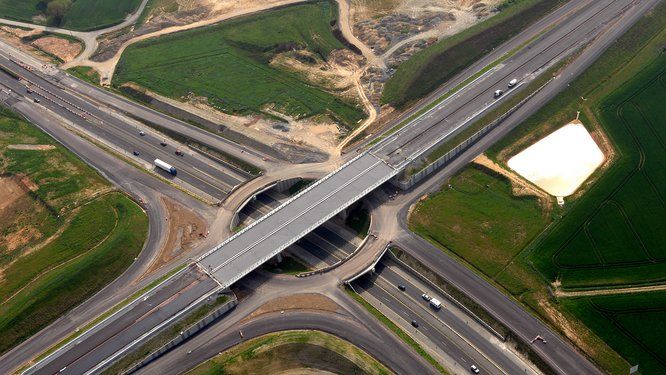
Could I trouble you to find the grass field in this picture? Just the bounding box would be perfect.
[0,0,142,31]
[381,0,565,108]
[562,291,666,374]
[114,1,366,128]
[66,66,101,85]
[0,108,147,353]
[187,330,391,375]
[527,57,666,290]
[410,165,550,278]
[407,3,666,374]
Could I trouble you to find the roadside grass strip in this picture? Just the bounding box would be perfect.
[0,193,147,354]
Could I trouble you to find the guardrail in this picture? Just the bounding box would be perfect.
[393,78,552,190]
[121,296,238,374]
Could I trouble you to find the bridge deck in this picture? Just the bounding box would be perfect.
[199,153,397,288]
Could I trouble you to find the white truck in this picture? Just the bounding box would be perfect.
[154,158,177,175]
[429,298,442,310]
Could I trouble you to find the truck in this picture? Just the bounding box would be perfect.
[508,78,518,88]
[429,298,442,310]
[154,158,177,175]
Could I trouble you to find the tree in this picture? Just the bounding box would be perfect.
[45,0,72,25]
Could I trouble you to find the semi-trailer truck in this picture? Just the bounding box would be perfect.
[154,158,177,175]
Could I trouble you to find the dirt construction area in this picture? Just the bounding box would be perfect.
[352,0,501,104]
[143,197,208,275]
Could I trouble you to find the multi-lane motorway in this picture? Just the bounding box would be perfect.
[0,52,257,201]
[2,0,661,373]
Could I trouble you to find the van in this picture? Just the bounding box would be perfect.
[430,298,442,310]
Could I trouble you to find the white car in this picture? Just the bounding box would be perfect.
[421,293,432,301]
[494,89,503,98]
[139,130,145,136]
[470,364,480,373]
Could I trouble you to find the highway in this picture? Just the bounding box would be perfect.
[28,266,220,375]
[371,0,638,167]
[134,274,437,375]
[10,0,661,373]
[355,259,537,375]
[0,54,250,201]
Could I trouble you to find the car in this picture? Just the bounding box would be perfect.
[133,151,140,156]
[421,293,432,301]
[493,89,503,98]
[470,365,480,374]
[175,149,183,156]
[26,88,33,94]
[33,98,40,103]
[398,284,406,291]
[139,131,145,136]
[508,78,518,88]
[160,141,167,147]
[411,320,419,328]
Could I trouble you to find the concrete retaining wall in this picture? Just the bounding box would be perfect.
[122,297,238,374]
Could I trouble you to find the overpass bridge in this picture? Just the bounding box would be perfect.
[197,152,399,288]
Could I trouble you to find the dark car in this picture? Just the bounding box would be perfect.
[133,151,140,156]
[160,141,167,147]
[175,149,183,156]
[411,320,419,328]
[398,285,406,291]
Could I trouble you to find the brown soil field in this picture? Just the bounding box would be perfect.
[31,36,82,63]
[142,197,208,275]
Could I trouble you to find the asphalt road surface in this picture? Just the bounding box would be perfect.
[29,266,220,375]
[0,55,248,200]
[355,260,536,375]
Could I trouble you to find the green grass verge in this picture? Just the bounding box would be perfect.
[381,0,565,108]
[0,192,147,354]
[114,1,365,129]
[345,287,448,374]
[187,330,392,375]
[66,66,101,86]
[409,165,551,278]
[0,106,147,355]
